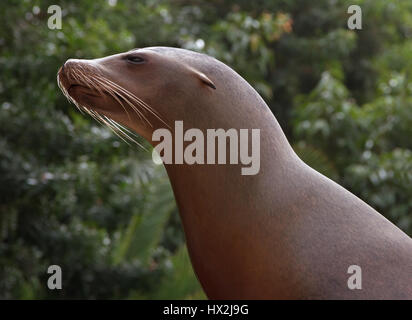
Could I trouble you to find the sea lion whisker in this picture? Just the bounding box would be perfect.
[58,68,142,146]
[103,80,159,127]
[88,110,133,146]
[78,71,94,88]
[90,76,106,96]
[57,73,84,114]
[104,116,148,150]
[101,78,169,128]
[100,118,132,146]
[70,70,82,85]
[108,119,143,141]
[94,78,148,124]
[80,71,101,95]
[75,71,137,124]
[88,76,133,122]
[104,80,159,116]
[104,87,133,122]
[86,105,144,149]
[72,97,86,115]
[95,78,152,126]
[61,70,146,145]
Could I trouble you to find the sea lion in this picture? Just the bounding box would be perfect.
[57,47,412,299]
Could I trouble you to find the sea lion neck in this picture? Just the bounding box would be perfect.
[161,95,300,217]
[156,87,303,299]
[149,72,300,214]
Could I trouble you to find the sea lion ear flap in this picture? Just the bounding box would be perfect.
[197,71,216,90]
[188,66,216,90]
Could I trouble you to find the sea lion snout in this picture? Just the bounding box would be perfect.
[61,59,100,78]
[58,58,104,95]
[62,58,84,73]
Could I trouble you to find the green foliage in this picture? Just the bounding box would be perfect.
[147,245,206,300]
[1,0,412,299]
[293,71,412,234]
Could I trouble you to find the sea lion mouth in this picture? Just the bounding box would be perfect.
[68,84,101,98]
[68,84,131,116]
[57,63,168,146]
[68,84,126,103]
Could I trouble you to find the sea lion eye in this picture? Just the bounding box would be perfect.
[126,55,145,64]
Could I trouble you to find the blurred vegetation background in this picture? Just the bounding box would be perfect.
[1,0,412,299]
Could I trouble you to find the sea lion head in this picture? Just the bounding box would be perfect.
[57,47,218,143]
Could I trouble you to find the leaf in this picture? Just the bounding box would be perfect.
[150,245,205,300]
